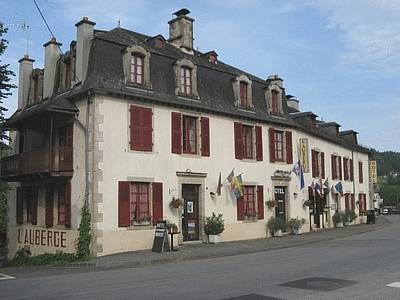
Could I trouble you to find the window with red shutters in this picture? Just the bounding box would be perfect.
[130,105,153,151]
[152,182,163,225]
[234,122,243,160]
[180,67,192,95]
[171,112,182,154]
[200,117,210,157]
[243,186,256,218]
[351,193,355,210]
[350,159,354,181]
[359,161,363,183]
[45,185,54,228]
[255,126,263,161]
[345,193,350,210]
[237,196,245,221]
[240,81,248,107]
[271,90,280,115]
[64,182,71,228]
[343,158,349,181]
[268,128,275,162]
[286,131,293,164]
[274,130,285,162]
[58,184,66,225]
[26,186,38,225]
[242,125,253,159]
[339,156,343,180]
[331,155,336,179]
[16,187,23,224]
[131,54,144,85]
[130,182,150,222]
[57,182,71,228]
[311,150,325,178]
[257,185,264,220]
[183,115,197,154]
[358,193,367,214]
[331,155,341,179]
[321,152,325,179]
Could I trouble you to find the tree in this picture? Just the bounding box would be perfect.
[0,21,16,143]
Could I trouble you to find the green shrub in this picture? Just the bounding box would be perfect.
[8,248,77,266]
[76,203,91,260]
[332,213,343,224]
[204,213,225,235]
[287,217,305,233]
[267,216,286,232]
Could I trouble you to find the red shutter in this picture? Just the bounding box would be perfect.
[350,159,354,181]
[331,155,336,179]
[359,161,363,183]
[201,117,210,157]
[130,106,141,150]
[234,122,243,160]
[358,194,362,213]
[16,187,23,224]
[268,128,275,162]
[118,181,131,227]
[152,182,163,225]
[31,187,38,225]
[142,107,153,151]
[45,185,54,228]
[237,196,245,221]
[345,194,349,210]
[171,112,182,154]
[311,150,317,178]
[339,157,343,180]
[351,194,355,210]
[286,131,293,164]
[255,126,263,161]
[257,185,264,220]
[64,182,71,228]
[321,152,325,179]
[343,159,348,181]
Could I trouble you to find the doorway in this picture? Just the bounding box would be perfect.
[274,186,286,224]
[182,184,200,241]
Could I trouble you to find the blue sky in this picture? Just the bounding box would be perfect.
[1,0,399,151]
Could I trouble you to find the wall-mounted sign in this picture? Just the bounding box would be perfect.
[17,228,67,248]
[274,187,285,194]
[187,201,194,214]
[370,160,377,183]
[188,221,196,234]
[299,138,309,173]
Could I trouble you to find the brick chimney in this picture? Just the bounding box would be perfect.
[168,8,194,53]
[17,55,34,108]
[75,17,96,83]
[43,37,62,99]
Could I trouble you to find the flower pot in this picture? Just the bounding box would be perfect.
[208,234,221,244]
[359,216,367,224]
[335,222,344,228]
[292,228,301,235]
[344,222,352,226]
[273,230,283,237]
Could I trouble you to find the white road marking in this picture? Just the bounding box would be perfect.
[0,273,16,281]
[387,282,400,288]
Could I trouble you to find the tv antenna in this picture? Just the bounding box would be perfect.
[6,18,31,56]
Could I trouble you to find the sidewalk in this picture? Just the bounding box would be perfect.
[72,216,389,271]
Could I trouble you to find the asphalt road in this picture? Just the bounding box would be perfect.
[1,215,400,300]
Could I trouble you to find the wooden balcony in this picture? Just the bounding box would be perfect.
[0,146,73,181]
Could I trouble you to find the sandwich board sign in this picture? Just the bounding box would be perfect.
[152,221,169,253]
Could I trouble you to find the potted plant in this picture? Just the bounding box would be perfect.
[204,212,225,244]
[170,197,183,209]
[267,217,286,237]
[332,213,344,228]
[287,218,305,235]
[359,212,367,224]
[343,210,357,226]
[132,216,151,225]
[266,200,276,209]
[166,220,178,233]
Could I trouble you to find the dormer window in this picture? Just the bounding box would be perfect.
[131,54,144,85]
[266,86,283,115]
[154,37,165,49]
[180,66,192,95]
[173,59,199,98]
[233,75,253,109]
[123,45,151,88]
[271,90,279,114]
[240,81,248,107]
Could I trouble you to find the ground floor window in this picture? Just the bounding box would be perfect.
[243,186,256,218]
[344,193,355,211]
[130,182,150,223]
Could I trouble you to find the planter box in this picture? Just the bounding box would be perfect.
[359,216,367,224]
[208,234,221,244]
[292,228,301,235]
[335,222,344,228]
[273,230,283,237]
[344,221,352,226]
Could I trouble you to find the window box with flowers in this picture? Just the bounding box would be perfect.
[132,216,151,226]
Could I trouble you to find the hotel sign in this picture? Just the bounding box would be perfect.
[299,138,309,173]
[17,228,68,248]
[370,160,377,183]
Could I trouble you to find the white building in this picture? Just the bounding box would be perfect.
[2,9,373,258]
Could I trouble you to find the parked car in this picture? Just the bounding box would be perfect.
[382,208,389,215]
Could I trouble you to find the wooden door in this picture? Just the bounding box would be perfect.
[182,184,199,241]
[274,186,286,224]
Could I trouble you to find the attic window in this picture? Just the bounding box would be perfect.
[209,53,217,64]
[240,81,248,107]
[123,45,152,88]
[131,54,144,85]
[154,37,165,49]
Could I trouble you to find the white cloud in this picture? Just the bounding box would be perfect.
[309,0,400,76]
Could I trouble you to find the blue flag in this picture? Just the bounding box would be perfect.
[335,181,343,196]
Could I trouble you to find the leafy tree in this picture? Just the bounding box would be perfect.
[0,22,16,142]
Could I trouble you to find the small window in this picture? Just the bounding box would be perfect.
[183,115,197,154]
[209,53,217,64]
[271,90,279,114]
[312,150,325,178]
[242,125,253,159]
[274,130,286,162]
[154,37,165,49]
[180,67,192,95]
[131,54,144,85]
[243,186,256,217]
[240,81,248,107]
[130,182,150,223]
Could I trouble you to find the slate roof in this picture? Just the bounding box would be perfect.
[5,25,371,153]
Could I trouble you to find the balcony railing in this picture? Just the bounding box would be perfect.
[0,146,73,178]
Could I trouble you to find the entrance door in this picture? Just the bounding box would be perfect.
[274,186,286,224]
[182,184,200,241]
[314,194,326,228]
